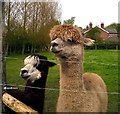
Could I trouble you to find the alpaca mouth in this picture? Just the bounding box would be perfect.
[21,73,30,79]
[53,50,61,54]
[51,49,62,54]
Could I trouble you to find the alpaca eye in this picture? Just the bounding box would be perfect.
[67,38,74,44]
[68,38,77,44]
[67,38,72,42]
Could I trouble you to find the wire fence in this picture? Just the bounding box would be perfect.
[0,83,119,95]
[5,56,119,66]
[1,56,119,112]
[4,55,118,95]
[1,56,119,95]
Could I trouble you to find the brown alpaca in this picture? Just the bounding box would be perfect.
[49,24,108,112]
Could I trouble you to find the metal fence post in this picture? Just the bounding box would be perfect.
[0,1,5,113]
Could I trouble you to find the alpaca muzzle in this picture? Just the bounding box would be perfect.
[20,69,30,79]
[50,41,62,54]
[50,46,61,54]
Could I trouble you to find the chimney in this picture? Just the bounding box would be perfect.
[101,23,104,28]
[86,25,89,30]
[89,22,93,28]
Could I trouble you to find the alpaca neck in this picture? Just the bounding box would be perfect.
[59,56,85,92]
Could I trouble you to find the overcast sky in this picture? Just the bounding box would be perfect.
[60,0,119,28]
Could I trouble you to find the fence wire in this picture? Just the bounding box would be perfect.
[3,56,119,95]
[5,56,119,66]
[1,56,119,112]
[0,83,118,95]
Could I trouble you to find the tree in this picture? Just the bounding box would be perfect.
[63,17,75,25]
[85,26,101,43]
[4,1,61,54]
[117,24,120,38]
[105,23,118,29]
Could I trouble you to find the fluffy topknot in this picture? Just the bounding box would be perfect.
[49,24,83,42]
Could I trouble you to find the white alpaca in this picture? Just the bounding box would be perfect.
[50,24,108,112]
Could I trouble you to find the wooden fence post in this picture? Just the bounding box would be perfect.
[2,93,38,113]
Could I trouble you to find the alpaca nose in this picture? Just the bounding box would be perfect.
[50,41,58,52]
[51,42,58,47]
[50,42,58,49]
[20,69,29,79]
[21,70,28,75]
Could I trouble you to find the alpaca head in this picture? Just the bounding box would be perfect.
[50,24,94,60]
[20,54,56,83]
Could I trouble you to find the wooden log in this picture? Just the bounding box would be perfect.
[2,93,38,114]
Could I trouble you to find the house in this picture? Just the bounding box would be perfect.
[83,23,118,41]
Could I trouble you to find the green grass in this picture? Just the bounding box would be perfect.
[6,50,118,112]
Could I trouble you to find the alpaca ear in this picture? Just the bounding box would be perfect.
[47,61,56,67]
[82,38,95,46]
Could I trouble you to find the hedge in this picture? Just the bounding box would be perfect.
[85,41,119,50]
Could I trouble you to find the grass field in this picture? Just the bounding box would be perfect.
[6,50,118,112]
